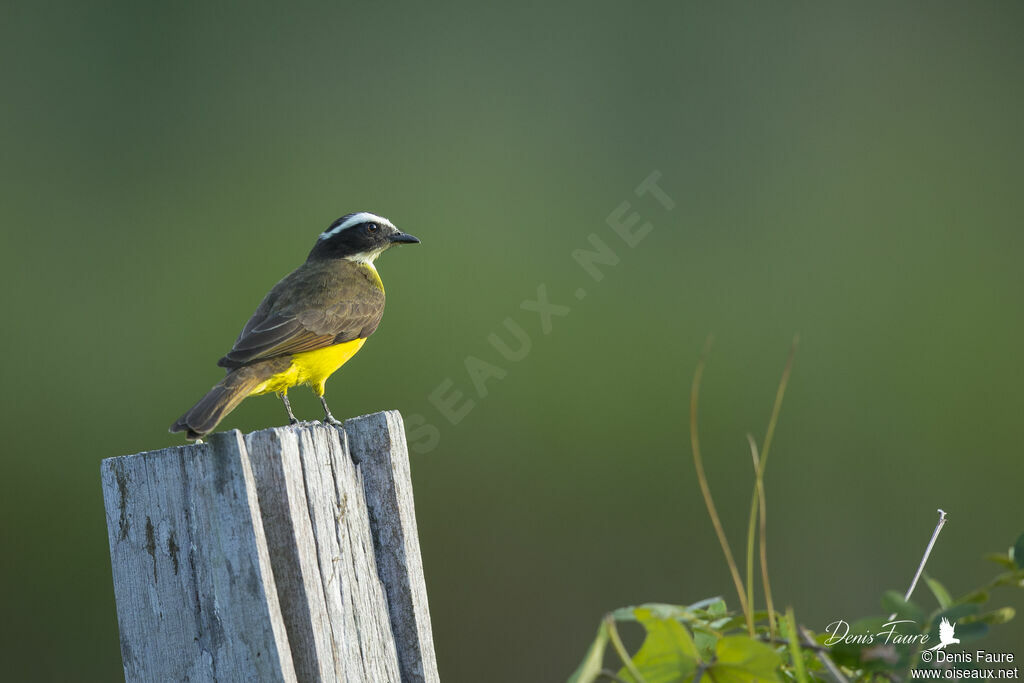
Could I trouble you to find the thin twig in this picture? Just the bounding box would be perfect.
[756,451,775,637]
[747,435,777,640]
[604,615,646,683]
[744,335,797,639]
[800,625,849,683]
[755,635,828,652]
[690,335,753,634]
[760,335,798,477]
[786,607,810,683]
[889,509,949,619]
[598,670,632,683]
[744,440,758,634]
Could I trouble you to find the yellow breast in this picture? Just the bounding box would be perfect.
[250,337,367,397]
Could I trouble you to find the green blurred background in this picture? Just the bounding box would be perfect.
[2,1,1022,680]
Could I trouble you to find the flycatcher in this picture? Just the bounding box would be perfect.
[170,211,419,439]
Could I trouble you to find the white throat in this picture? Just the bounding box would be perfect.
[344,247,387,266]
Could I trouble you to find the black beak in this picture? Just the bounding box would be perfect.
[390,231,420,244]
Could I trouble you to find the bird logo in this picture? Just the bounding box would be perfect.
[927,618,960,651]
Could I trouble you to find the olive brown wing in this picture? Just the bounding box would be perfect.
[216,265,385,368]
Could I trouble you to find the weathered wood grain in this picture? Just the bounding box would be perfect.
[346,411,439,683]
[244,424,402,682]
[101,411,437,683]
[100,430,297,682]
[243,426,338,682]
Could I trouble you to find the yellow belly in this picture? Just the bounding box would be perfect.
[250,338,367,397]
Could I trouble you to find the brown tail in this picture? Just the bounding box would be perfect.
[169,362,280,440]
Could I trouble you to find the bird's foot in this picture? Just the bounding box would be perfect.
[318,395,342,427]
[278,393,300,425]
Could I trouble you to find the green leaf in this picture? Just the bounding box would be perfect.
[636,608,701,660]
[991,569,1024,588]
[963,607,1015,626]
[704,635,782,683]
[930,603,980,624]
[881,591,926,625]
[984,553,1017,569]
[709,615,746,631]
[1012,533,1024,569]
[692,625,718,660]
[956,589,989,605]
[617,608,699,683]
[644,603,699,622]
[612,603,698,624]
[709,611,770,632]
[689,598,729,619]
[567,621,609,683]
[949,620,988,642]
[611,606,641,622]
[689,597,726,612]
[924,575,953,610]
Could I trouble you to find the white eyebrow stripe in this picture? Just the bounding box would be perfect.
[318,212,394,240]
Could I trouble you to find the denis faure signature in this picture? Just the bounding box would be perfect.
[824,619,931,647]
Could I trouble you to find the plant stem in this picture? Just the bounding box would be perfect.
[744,336,797,639]
[800,626,849,683]
[690,335,753,634]
[604,615,646,683]
[747,435,777,639]
[755,636,827,652]
[785,608,810,683]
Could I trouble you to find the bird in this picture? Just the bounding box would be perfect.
[170,211,419,440]
[927,618,960,651]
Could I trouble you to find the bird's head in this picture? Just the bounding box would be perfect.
[308,211,419,263]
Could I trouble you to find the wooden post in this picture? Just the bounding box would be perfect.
[101,410,439,683]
